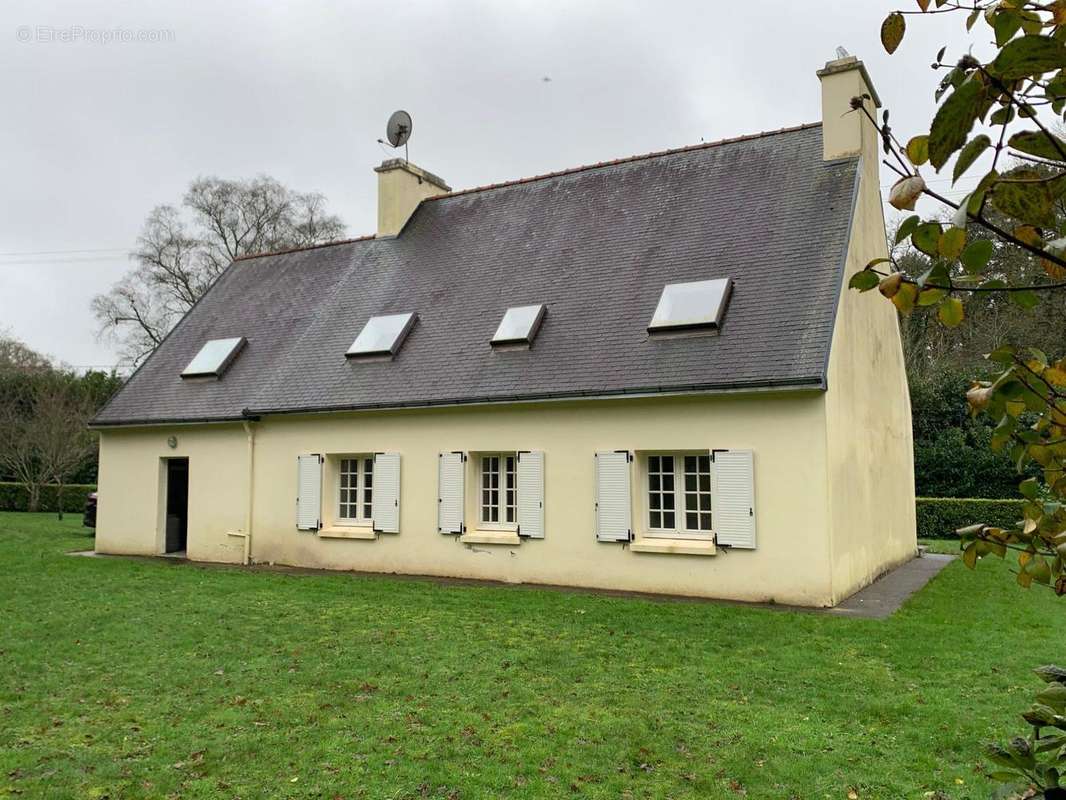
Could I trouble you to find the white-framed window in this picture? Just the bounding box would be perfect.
[645,452,713,540]
[479,453,517,529]
[337,455,374,525]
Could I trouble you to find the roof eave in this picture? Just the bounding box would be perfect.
[91,378,827,428]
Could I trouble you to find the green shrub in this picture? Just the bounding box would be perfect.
[916,496,1026,540]
[0,483,96,513]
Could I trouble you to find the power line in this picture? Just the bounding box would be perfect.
[0,247,129,257]
[0,256,129,267]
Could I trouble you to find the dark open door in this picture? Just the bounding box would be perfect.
[164,458,189,553]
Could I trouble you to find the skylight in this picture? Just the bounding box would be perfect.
[181,337,246,379]
[492,304,546,346]
[648,278,733,332]
[346,312,417,358]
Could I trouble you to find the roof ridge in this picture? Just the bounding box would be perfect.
[231,122,821,263]
[426,122,822,202]
[233,233,376,263]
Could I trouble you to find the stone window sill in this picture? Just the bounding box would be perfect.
[630,539,716,556]
[319,526,377,541]
[460,530,521,546]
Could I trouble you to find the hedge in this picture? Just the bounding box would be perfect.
[0,483,96,513]
[916,496,1026,540]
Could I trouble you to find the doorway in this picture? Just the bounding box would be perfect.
[164,458,189,554]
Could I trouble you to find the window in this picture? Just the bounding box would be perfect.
[492,304,546,346]
[479,453,517,528]
[338,456,374,524]
[648,278,733,332]
[346,313,417,358]
[646,453,713,539]
[181,337,246,378]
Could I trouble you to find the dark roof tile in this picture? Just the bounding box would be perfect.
[93,123,858,425]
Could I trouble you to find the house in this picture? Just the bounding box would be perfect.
[91,54,915,608]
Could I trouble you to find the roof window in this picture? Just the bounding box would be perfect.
[346,313,417,358]
[648,278,733,332]
[181,337,246,379]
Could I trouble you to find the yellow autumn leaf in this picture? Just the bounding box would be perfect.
[1043,258,1066,280]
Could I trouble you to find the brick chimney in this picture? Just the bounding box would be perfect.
[375,159,451,237]
[816,55,881,162]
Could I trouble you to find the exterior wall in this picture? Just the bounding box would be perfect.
[821,64,918,603]
[96,392,838,606]
[95,424,249,564]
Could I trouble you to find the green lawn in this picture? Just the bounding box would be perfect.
[0,514,1060,800]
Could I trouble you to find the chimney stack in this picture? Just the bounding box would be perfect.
[375,159,450,237]
[816,55,881,162]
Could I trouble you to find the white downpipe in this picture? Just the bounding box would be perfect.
[227,420,257,565]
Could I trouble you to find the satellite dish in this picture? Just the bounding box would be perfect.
[386,110,412,149]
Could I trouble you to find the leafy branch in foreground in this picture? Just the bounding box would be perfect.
[982,666,1066,800]
[854,0,1066,596]
[864,3,1066,796]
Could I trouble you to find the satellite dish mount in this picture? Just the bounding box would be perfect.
[382,110,413,163]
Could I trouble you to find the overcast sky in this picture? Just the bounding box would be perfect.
[0,0,976,370]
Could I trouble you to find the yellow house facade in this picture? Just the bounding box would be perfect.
[92,55,915,608]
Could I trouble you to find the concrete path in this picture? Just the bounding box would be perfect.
[830,553,954,619]
[69,548,954,619]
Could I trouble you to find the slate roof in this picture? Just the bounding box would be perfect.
[93,123,860,426]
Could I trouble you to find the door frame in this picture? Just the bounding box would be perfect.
[157,456,190,554]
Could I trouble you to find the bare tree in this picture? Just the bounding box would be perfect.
[0,400,50,512]
[0,380,97,516]
[36,383,97,520]
[0,329,51,372]
[93,175,346,366]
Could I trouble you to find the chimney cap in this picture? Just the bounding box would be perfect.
[374,159,451,193]
[816,56,882,108]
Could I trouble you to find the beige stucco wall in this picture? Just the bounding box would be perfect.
[96,392,841,606]
[95,424,249,564]
[820,62,918,604]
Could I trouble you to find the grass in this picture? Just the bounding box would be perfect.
[0,514,1061,800]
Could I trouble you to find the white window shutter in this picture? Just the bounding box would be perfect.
[713,450,756,548]
[438,452,465,533]
[371,452,401,533]
[296,454,322,531]
[517,451,545,539]
[595,451,632,542]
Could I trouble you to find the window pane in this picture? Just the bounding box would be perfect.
[663,512,675,529]
[650,511,662,529]
[662,456,674,472]
[662,474,674,491]
[650,494,660,510]
[649,455,660,472]
[682,452,712,533]
[662,492,675,511]
[649,474,660,491]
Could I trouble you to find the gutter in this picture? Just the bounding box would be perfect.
[89,379,825,428]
